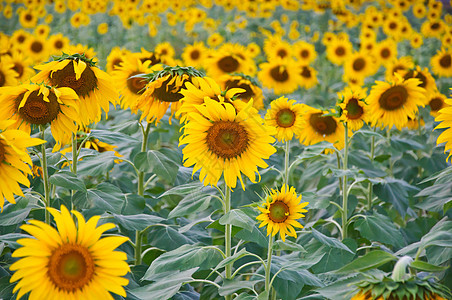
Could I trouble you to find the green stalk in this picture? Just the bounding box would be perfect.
[367,128,376,211]
[265,236,274,297]
[284,140,290,186]
[341,123,349,240]
[40,126,50,224]
[71,133,78,174]
[135,122,151,265]
[224,183,232,300]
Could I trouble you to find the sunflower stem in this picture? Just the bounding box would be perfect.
[224,183,232,300]
[71,133,78,212]
[341,123,349,240]
[40,126,51,225]
[135,122,151,266]
[367,127,376,211]
[265,235,274,298]
[284,141,290,186]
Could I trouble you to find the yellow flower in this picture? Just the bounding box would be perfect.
[367,74,426,130]
[218,73,264,110]
[182,42,208,68]
[0,120,45,211]
[97,22,108,34]
[10,205,129,299]
[428,91,448,117]
[258,58,301,95]
[256,185,308,242]
[298,65,318,89]
[0,83,80,151]
[265,96,305,142]
[207,32,224,48]
[293,40,317,65]
[205,43,256,78]
[431,48,452,77]
[48,33,70,56]
[179,98,276,189]
[338,87,368,131]
[326,37,353,66]
[0,56,19,87]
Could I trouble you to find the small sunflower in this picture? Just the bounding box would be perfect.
[0,83,80,151]
[155,41,175,60]
[326,38,353,66]
[265,96,305,142]
[293,40,317,65]
[219,73,264,110]
[182,42,208,68]
[18,9,38,28]
[298,64,318,89]
[431,48,452,77]
[258,58,301,95]
[24,36,49,64]
[48,33,70,56]
[0,120,45,211]
[7,51,35,82]
[10,205,130,299]
[298,105,345,151]
[179,98,276,189]
[10,29,30,51]
[367,74,426,130]
[206,44,256,78]
[263,38,293,61]
[401,66,438,98]
[338,87,368,131]
[428,91,448,117]
[410,32,424,49]
[421,19,445,39]
[375,39,397,66]
[31,53,118,126]
[256,185,308,242]
[106,47,130,73]
[135,65,204,124]
[344,51,377,81]
[385,56,415,81]
[112,56,156,112]
[0,56,19,87]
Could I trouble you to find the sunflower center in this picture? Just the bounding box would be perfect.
[127,71,147,95]
[276,108,296,128]
[225,80,254,100]
[0,71,5,87]
[218,56,239,73]
[268,200,289,223]
[439,54,451,68]
[25,13,32,21]
[206,121,249,159]
[345,98,364,120]
[429,97,443,112]
[403,70,427,88]
[16,90,60,124]
[112,58,122,69]
[335,46,345,56]
[153,75,190,102]
[31,41,43,53]
[13,63,24,77]
[48,244,95,291]
[309,112,337,135]
[140,54,161,66]
[54,40,63,49]
[300,49,309,58]
[301,66,311,78]
[381,48,390,58]
[389,22,397,29]
[431,22,440,30]
[50,60,98,98]
[270,66,289,82]
[190,50,200,60]
[18,35,26,43]
[277,49,288,58]
[0,142,5,163]
[352,58,365,71]
[378,85,407,111]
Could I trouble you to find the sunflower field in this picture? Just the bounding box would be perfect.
[1,0,452,299]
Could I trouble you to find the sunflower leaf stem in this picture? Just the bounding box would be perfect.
[71,133,78,174]
[224,183,232,300]
[367,127,376,210]
[40,127,51,225]
[265,235,274,297]
[336,151,343,193]
[341,123,349,240]
[284,141,290,185]
[231,261,263,279]
[183,279,221,290]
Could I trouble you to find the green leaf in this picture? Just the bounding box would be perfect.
[312,228,354,254]
[168,193,212,219]
[143,245,222,279]
[336,250,397,273]
[75,183,125,214]
[219,279,259,296]
[49,171,86,192]
[112,214,164,231]
[0,208,31,226]
[353,130,385,139]
[410,260,449,272]
[373,178,419,217]
[235,293,259,300]
[273,240,307,253]
[213,248,251,272]
[131,268,197,300]
[134,152,150,172]
[160,182,205,197]
[76,151,117,177]
[219,209,255,232]
[147,150,179,183]
[354,213,405,248]
[390,137,425,151]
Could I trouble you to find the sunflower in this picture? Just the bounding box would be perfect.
[24,36,49,64]
[219,73,264,110]
[338,87,368,131]
[18,9,38,28]
[421,19,445,39]
[382,16,402,40]
[182,42,208,68]
[401,66,437,98]
[428,91,448,117]
[106,47,130,73]
[0,83,80,151]
[410,32,424,49]
[112,56,156,112]
[256,185,308,242]
[265,96,305,142]
[48,33,70,56]
[136,48,162,66]
[246,42,261,58]
[344,51,377,81]
[263,37,293,60]
[31,53,118,126]
[298,105,345,151]
[155,42,175,60]
[326,37,353,66]
[293,40,317,65]
[10,205,129,299]
[135,66,204,124]
[385,56,415,81]
[10,29,30,51]
[298,64,318,89]
[8,51,35,82]
[0,56,19,87]
[375,39,397,66]
[367,74,426,130]
[66,44,97,61]
[34,24,51,38]
[206,44,256,78]
[179,98,276,189]
[258,58,301,95]
[412,3,426,18]
[431,48,452,77]
[0,120,45,211]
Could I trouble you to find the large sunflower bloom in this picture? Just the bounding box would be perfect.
[428,91,448,118]
[10,205,130,299]
[31,53,118,126]
[431,48,452,77]
[298,105,345,151]
[367,74,426,130]
[256,185,308,242]
[338,87,369,131]
[135,66,204,124]
[179,98,276,189]
[0,120,45,211]
[265,96,305,142]
[0,84,80,151]
[258,58,301,95]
